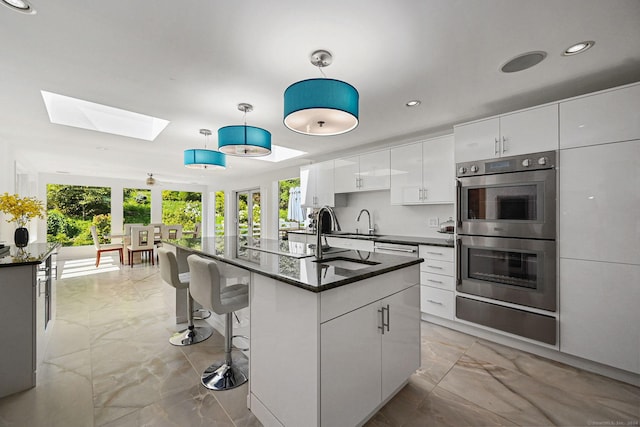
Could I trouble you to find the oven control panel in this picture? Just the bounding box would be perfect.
[456,150,556,177]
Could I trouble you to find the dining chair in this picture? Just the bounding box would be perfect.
[162,224,183,240]
[150,223,164,242]
[193,222,202,238]
[90,225,123,267]
[127,225,156,267]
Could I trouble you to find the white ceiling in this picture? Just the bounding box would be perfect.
[2,0,639,185]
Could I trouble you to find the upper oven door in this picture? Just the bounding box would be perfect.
[457,169,556,239]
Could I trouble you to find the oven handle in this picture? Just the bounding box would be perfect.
[456,238,462,286]
[456,179,462,227]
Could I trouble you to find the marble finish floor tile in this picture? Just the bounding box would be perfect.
[2,259,639,427]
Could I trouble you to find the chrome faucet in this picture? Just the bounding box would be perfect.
[356,209,375,235]
[315,206,330,259]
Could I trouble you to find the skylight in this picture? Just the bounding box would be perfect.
[41,91,170,141]
[252,144,306,162]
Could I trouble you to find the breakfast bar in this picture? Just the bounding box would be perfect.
[164,237,423,427]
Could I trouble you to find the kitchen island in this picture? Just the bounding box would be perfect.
[164,237,422,427]
[0,243,59,398]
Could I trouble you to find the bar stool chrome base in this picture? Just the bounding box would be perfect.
[169,324,213,346]
[201,360,248,391]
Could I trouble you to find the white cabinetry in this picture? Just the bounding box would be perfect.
[390,134,454,205]
[560,259,640,374]
[559,140,640,264]
[334,150,390,193]
[558,84,640,374]
[560,83,640,149]
[321,285,420,427]
[300,160,335,208]
[454,104,558,162]
[418,245,455,320]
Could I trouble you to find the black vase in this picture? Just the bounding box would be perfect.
[14,227,29,248]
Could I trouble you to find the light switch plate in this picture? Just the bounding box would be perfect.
[428,218,439,227]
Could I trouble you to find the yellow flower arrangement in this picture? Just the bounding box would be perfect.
[0,192,45,228]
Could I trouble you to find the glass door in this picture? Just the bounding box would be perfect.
[237,189,261,247]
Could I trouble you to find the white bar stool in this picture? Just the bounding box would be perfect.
[158,248,213,346]
[187,254,249,391]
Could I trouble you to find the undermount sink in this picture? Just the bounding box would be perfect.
[313,256,380,270]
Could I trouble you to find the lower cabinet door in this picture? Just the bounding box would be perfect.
[321,301,382,427]
[381,285,421,399]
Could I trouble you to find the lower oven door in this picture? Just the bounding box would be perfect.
[456,235,556,311]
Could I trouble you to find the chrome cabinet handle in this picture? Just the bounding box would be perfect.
[427,299,443,306]
[426,251,443,255]
[427,265,443,269]
[378,306,386,334]
[422,188,427,200]
[418,188,423,200]
[427,279,443,284]
[386,304,390,332]
[502,136,508,153]
[494,137,499,155]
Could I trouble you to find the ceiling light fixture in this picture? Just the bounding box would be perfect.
[218,103,271,156]
[406,100,421,107]
[146,173,156,186]
[1,0,36,14]
[284,49,359,136]
[184,129,226,170]
[562,41,595,56]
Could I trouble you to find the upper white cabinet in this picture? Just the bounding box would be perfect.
[334,150,390,193]
[300,160,335,208]
[560,83,640,149]
[390,134,454,205]
[454,104,559,162]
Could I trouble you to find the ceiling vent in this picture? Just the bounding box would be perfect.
[500,51,547,73]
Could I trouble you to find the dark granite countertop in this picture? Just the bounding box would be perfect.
[288,230,454,248]
[0,243,60,267]
[163,237,423,293]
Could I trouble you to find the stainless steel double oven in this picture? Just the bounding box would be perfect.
[455,150,558,345]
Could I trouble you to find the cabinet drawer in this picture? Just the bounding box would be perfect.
[420,259,453,276]
[420,286,454,320]
[420,272,454,291]
[419,246,454,262]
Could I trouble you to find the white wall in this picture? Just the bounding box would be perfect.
[333,191,454,238]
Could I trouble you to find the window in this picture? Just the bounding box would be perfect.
[46,184,111,246]
[123,188,151,225]
[161,190,202,232]
[214,191,225,236]
[278,177,305,240]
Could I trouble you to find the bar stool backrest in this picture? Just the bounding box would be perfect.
[187,255,225,314]
[157,247,184,289]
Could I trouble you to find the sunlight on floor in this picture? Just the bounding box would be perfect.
[60,256,121,279]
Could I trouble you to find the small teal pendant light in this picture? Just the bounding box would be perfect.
[218,103,271,156]
[184,129,226,169]
[284,50,359,136]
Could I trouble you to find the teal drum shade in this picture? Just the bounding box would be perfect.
[218,125,272,156]
[284,78,359,136]
[184,149,226,169]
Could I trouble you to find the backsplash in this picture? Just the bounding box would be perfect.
[332,190,454,238]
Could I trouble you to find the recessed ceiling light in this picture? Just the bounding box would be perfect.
[562,41,595,56]
[41,91,170,141]
[406,100,421,107]
[1,0,36,14]
[500,51,547,73]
